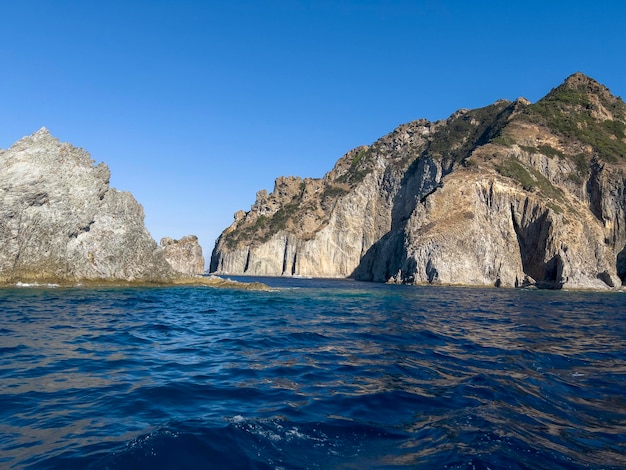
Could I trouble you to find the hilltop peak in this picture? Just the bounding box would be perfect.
[558,72,615,100]
[29,127,54,141]
[564,71,598,86]
[9,127,58,151]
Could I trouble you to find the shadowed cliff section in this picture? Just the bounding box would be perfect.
[353,100,518,282]
[211,73,626,290]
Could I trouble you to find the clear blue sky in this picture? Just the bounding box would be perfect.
[1,1,624,265]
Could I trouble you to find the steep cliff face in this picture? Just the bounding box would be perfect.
[211,73,626,289]
[160,235,205,275]
[0,128,176,283]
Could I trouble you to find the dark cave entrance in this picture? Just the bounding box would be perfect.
[510,205,564,289]
[617,246,626,286]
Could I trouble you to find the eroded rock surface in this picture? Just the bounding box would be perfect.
[160,235,205,275]
[211,73,626,290]
[0,128,176,283]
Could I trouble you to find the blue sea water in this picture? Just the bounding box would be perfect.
[1,277,625,469]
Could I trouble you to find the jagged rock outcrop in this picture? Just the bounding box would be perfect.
[211,73,626,290]
[160,235,205,275]
[0,128,177,284]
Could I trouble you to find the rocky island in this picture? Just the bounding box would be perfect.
[0,128,171,284]
[0,128,263,288]
[211,73,626,290]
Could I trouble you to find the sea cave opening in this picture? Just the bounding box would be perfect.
[617,246,626,286]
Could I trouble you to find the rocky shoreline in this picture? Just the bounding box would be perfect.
[3,74,625,291]
[0,275,270,290]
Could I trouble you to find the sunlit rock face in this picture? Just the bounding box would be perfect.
[160,235,205,275]
[211,73,626,290]
[0,128,176,283]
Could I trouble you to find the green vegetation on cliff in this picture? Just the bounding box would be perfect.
[336,147,374,185]
[428,101,514,166]
[521,76,626,163]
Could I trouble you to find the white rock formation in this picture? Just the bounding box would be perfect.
[0,128,176,283]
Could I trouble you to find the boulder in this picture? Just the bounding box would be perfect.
[160,235,205,275]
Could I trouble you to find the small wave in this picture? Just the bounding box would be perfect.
[88,418,409,469]
[15,281,59,288]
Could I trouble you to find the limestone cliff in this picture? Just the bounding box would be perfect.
[160,235,205,275]
[0,128,176,284]
[211,73,626,290]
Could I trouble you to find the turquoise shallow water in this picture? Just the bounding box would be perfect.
[1,278,625,469]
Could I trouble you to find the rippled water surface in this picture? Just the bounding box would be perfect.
[1,278,625,469]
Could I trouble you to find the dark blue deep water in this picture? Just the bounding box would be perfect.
[1,277,625,469]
